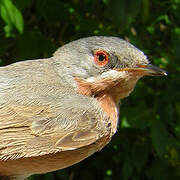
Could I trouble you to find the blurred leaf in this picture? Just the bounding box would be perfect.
[151,117,169,159]
[36,0,68,22]
[169,148,179,166]
[0,0,24,35]
[13,0,32,10]
[122,159,133,180]
[146,161,175,180]
[131,143,149,172]
[156,15,171,25]
[14,31,54,60]
[121,117,131,128]
[3,24,13,37]
[147,26,155,34]
[110,0,141,29]
[121,102,151,130]
[142,0,150,22]
[175,103,180,119]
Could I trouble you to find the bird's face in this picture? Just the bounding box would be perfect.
[53,36,166,101]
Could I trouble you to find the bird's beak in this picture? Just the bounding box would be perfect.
[117,64,167,76]
[135,64,167,76]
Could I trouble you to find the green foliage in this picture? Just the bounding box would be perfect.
[0,0,24,37]
[0,0,179,179]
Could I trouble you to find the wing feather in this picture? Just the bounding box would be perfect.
[0,95,108,160]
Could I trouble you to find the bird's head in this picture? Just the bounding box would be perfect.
[53,36,167,103]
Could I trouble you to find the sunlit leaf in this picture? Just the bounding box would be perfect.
[0,0,24,35]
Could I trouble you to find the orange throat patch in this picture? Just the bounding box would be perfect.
[96,93,119,135]
[74,76,139,135]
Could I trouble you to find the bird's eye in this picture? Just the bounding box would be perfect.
[94,50,109,67]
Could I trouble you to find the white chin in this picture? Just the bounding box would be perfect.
[86,70,128,83]
[100,70,127,79]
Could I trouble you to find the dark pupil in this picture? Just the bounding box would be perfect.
[98,54,105,61]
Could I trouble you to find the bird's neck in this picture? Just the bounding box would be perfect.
[74,76,139,101]
[75,76,140,135]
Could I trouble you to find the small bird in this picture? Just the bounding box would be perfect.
[0,36,166,180]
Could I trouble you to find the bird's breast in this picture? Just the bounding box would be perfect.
[74,77,120,136]
[96,93,119,135]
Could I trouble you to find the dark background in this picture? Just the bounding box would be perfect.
[0,0,180,179]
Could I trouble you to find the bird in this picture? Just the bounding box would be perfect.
[0,36,167,180]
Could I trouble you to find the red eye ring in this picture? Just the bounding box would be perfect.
[94,50,109,67]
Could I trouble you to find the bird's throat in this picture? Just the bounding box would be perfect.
[74,76,139,101]
[75,76,139,135]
